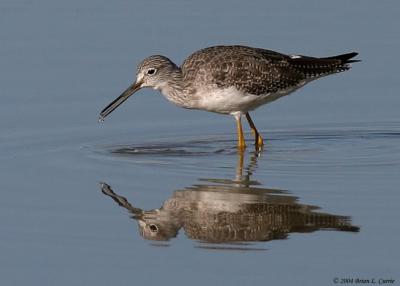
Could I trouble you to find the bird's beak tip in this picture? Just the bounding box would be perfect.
[98,80,142,121]
[98,115,105,123]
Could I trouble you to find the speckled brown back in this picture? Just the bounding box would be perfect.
[181,45,357,96]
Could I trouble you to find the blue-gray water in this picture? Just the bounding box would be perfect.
[1,1,399,285]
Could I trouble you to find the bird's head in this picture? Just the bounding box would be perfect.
[99,55,177,121]
[136,55,177,89]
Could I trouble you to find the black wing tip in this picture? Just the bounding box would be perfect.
[327,52,361,64]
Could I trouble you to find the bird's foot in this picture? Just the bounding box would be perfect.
[255,134,264,147]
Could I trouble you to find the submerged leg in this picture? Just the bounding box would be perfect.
[245,112,264,147]
[234,113,246,150]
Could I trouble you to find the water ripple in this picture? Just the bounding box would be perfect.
[88,127,400,175]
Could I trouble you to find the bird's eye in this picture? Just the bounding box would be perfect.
[147,68,156,75]
[149,224,159,232]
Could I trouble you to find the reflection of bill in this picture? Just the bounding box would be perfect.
[100,152,359,245]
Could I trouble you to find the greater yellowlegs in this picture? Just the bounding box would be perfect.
[101,181,359,243]
[99,45,359,149]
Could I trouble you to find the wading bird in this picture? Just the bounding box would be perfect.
[99,45,358,149]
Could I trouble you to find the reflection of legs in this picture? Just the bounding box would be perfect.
[234,113,246,149]
[235,148,245,182]
[234,147,260,187]
[245,112,264,147]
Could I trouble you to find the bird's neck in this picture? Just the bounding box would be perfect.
[157,68,188,107]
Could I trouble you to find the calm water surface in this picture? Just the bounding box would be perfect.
[1,0,399,285]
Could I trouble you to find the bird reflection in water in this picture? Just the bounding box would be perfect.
[100,151,359,248]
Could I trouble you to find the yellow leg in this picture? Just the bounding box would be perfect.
[235,114,246,150]
[245,112,264,147]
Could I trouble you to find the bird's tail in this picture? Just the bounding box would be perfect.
[289,52,360,78]
[323,52,360,64]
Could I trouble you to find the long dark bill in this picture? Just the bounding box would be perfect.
[98,81,142,122]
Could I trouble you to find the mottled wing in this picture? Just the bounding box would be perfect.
[181,45,304,95]
[181,45,358,96]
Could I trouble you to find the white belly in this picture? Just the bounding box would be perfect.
[191,85,303,115]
